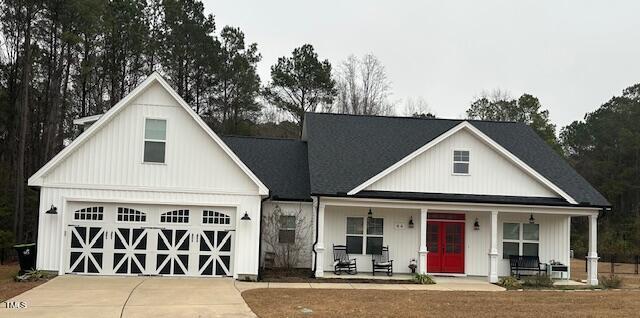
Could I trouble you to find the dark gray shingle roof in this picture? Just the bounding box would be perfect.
[303,113,610,207]
[222,136,311,201]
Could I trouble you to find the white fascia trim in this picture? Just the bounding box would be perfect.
[73,114,103,126]
[152,75,269,195]
[43,183,262,196]
[321,196,599,215]
[28,72,269,196]
[346,121,578,205]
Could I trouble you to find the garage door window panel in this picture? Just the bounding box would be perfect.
[203,210,231,225]
[160,209,190,224]
[117,207,147,223]
[74,207,104,221]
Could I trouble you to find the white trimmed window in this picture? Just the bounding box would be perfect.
[278,215,296,244]
[346,217,384,255]
[202,210,230,225]
[144,118,166,163]
[452,150,470,175]
[503,222,539,259]
[74,207,104,221]
[160,209,189,223]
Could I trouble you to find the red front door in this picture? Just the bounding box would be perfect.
[427,221,465,273]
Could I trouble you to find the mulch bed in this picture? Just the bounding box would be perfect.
[0,262,50,302]
[261,268,415,284]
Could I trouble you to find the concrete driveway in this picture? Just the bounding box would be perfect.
[0,275,256,318]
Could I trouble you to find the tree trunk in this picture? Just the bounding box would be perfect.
[14,6,34,243]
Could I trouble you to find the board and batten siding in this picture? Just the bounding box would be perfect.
[321,207,570,277]
[261,201,315,269]
[36,187,262,277]
[323,206,421,273]
[497,212,570,277]
[42,82,258,194]
[366,129,558,198]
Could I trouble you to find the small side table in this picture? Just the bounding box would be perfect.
[547,264,569,280]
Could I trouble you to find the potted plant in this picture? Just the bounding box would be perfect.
[408,258,417,273]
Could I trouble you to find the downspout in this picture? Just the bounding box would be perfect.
[311,195,320,278]
[257,193,271,281]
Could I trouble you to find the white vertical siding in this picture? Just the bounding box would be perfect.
[320,206,570,277]
[323,206,421,273]
[261,201,314,269]
[497,212,570,276]
[36,187,262,276]
[465,211,490,276]
[366,129,558,198]
[42,82,258,194]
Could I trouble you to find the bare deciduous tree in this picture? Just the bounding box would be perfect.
[403,97,435,118]
[262,204,312,269]
[335,54,394,116]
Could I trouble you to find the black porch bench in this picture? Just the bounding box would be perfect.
[509,255,546,278]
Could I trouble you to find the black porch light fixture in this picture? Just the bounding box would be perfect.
[241,212,251,221]
[408,216,414,228]
[45,205,58,215]
[529,213,535,224]
[473,218,480,230]
[367,208,373,220]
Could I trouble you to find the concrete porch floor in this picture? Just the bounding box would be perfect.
[236,275,505,292]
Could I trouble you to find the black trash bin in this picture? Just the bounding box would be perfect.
[14,243,36,275]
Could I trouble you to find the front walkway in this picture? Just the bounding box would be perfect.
[236,276,505,292]
[1,275,255,318]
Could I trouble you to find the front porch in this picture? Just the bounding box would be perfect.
[313,197,601,285]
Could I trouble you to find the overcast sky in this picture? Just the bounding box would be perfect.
[206,0,640,129]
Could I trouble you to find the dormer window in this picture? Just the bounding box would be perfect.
[453,150,470,175]
[144,118,166,163]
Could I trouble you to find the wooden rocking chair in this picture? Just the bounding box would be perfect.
[372,246,393,276]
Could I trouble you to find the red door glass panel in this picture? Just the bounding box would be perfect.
[426,222,441,273]
[426,220,465,274]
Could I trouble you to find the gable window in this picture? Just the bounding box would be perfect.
[453,150,470,175]
[503,222,539,259]
[346,217,384,255]
[278,215,296,244]
[144,118,166,163]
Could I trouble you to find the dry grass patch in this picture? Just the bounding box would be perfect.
[570,259,640,288]
[0,263,48,302]
[243,288,640,317]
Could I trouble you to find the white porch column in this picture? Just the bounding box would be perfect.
[418,208,428,274]
[314,202,326,278]
[488,210,499,283]
[586,213,599,286]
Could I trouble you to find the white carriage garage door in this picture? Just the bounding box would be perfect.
[64,202,235,277]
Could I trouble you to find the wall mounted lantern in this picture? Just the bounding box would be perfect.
[241,212,251,221]
[45,205,58,215]
[529,213,535,224]
[408,216,414,228]
[367,208,373,220]
[473,218,480,230]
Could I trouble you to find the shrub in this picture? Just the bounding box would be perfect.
[413,273,435,284]
[498,276,522,289]
[522,275,554,288]
[599,275,623,289]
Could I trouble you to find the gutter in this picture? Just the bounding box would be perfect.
[257,193,271,281]
[311,195,320,278]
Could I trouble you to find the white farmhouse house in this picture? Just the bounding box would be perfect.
[29,73,608,285]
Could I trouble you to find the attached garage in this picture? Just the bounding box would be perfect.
[28,74,269,279]
[65,202,236,277]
